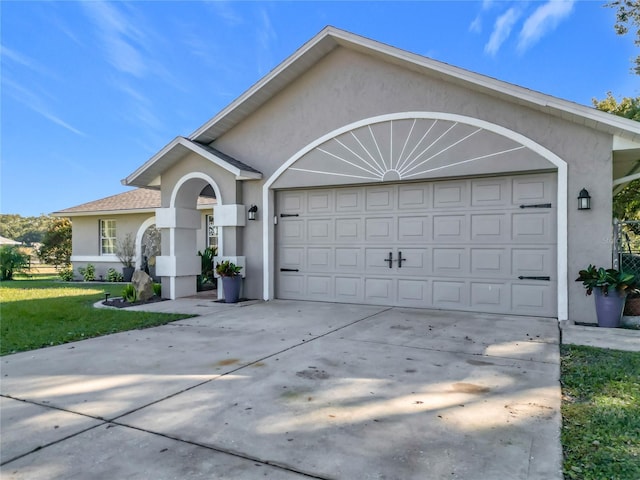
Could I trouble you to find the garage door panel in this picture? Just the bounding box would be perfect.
[470,248,507,276]
[512,175,554,204]
[398,184,431,209]
[471,282,506,310]
[512,212,554,242]
[511,283,554,314]
[365,217,394,241]
[365,248,394,271]
[336,189,363,212]
[307,248,332,271]
[433,215,467,242]
[433,248,467,275]
[366,187,395,211]
[365,277,395,304]
[336,218,363,242]
[279,220,305,242]
[307,275,332,298]
[434,181,467,208]
[396,248,429,275]
[307,191,333,213]
[398,216,431,242]
[279,191,306,214]
[398,279,430,305]
[512,248,553,277]
[471,179,510,207]
[433,281,467,307]
[308,219,333,242]
[335,248,362,271]
[471,214,509,242]
[278,274,305,297]
[279,247,304,270]
[335,276,362,301]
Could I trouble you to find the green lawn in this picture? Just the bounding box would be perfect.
[561,345,640,480]
[0,277,192,355]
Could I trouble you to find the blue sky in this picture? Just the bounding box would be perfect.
[1,0,637,217]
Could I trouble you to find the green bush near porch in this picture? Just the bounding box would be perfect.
[0,277,192,355]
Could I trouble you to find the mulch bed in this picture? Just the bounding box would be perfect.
[103,295,166,309]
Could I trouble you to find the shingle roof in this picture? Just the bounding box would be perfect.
[53,188,215,216]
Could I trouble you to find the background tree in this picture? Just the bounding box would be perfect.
[607,0,640,74]
[0,214,52,245]
[38,217,72,269]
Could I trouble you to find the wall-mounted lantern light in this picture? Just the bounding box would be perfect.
[578,188,591,210]
[248,204,258,221]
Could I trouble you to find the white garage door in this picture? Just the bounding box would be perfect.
[276,173,557,317]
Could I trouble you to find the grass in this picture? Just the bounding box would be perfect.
[561,345,640,480]
[0,277,192,355]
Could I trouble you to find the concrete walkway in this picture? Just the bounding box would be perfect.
[2,300,564,479]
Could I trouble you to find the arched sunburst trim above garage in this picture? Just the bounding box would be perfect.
[264,112,568,320]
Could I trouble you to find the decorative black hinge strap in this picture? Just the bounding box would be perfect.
[280,268,299,272]
[518,276,551,281]
[519,203,552,209]
[280,213,299,217]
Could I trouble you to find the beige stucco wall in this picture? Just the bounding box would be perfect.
[70,210,211,281]
[156,46,614,321]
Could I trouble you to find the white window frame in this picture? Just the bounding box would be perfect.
[100,219,117,255]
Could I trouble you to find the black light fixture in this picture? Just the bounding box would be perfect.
[578,188,591,210]
[248,204,258,221]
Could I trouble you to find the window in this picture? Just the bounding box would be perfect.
[100,219,116,255]
[206,214,218,249]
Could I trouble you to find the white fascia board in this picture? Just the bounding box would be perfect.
[614,135,640,151]
[183,139,262,179]
[53,208,157,217]
[613,171,640,187]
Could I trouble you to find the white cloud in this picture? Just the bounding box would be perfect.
[484,7,522,56]
[255,8,277,76]
[517,0,575,53]
[208,1,244,26]
[469,15,482,34]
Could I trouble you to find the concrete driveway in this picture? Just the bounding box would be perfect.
[1,300,561,479]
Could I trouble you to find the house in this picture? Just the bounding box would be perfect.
[54,188,216,280]
[82,27,640,323]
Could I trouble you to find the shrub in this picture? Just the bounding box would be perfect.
[58,267,74,282]
[153,282,161,297]
[122,283,137,303]
[78,264,95,282]
[106,268,124,282]
[0,245,30,280]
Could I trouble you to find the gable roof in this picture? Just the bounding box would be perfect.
[124,26,640,188]
[190,26,640,146]
[53,188,215,217]
[123,136,262,188]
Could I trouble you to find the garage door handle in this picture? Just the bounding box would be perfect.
[280,268,299,272]
[383,252,393,268]
[518,276,550,281]
[397,251,404,268]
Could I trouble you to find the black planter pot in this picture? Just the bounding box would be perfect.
[122,266,135,283]
[221,276,242,303]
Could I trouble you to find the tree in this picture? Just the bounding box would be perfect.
[0,246,30,280]
[0,214,52,245]
[606,1,640,74]
[38,217,72,269]
[592,92,640,121]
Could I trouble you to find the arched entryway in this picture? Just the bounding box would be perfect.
[155,173,221,299]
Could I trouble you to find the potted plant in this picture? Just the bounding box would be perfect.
[576,264,639,328]
[215,260,242,303]
[116,233,136,282]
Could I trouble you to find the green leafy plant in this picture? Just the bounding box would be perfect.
[78,264,95,282]
[0,245,30,280]
[58,267,74,282]
[198,246,217,284]
[106,268,124,282]
[122,283,137,303]
[153,282,161,297]
[576,264,638,296]
[215,260,242,277]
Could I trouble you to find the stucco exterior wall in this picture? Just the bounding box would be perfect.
[205,47,613,322]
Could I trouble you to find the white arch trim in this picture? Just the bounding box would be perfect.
[262,112,568,320]
[135,216,157,270]
[169,172,224,256]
